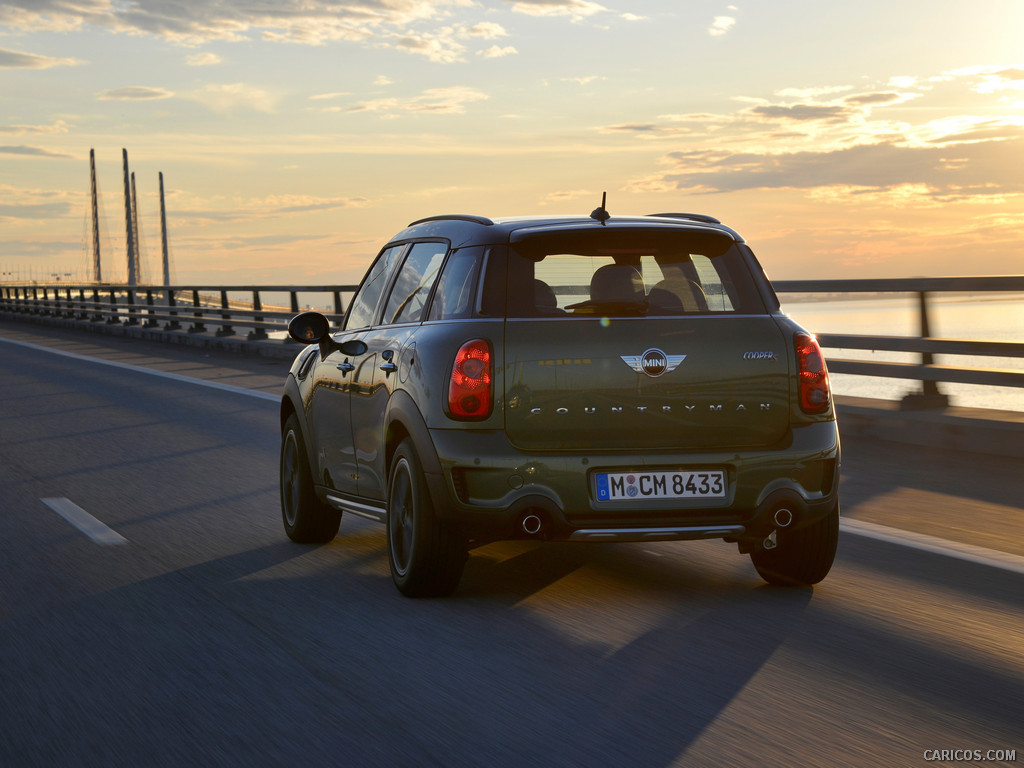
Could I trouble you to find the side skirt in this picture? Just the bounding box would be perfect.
[325,494,387,524]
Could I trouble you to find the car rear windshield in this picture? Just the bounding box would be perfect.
[505,227,767,318]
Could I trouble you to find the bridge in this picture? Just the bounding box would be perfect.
[1,293,1022,767]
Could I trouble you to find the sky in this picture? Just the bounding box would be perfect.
[2,0,1023,286]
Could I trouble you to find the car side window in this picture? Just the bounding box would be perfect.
[345,245,404,330]
[426,247,482,321]
[381,241,448,325]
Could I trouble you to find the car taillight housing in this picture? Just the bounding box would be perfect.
[795,333,831,414]
[448,339,492,420]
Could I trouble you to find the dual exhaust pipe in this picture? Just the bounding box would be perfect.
[516,497,802,548]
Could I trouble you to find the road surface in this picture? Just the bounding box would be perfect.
[1,323,1021,767]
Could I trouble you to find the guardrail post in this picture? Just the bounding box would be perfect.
[215,289,235,336]
[188,289,206,333]
[106,288,120,323]
[144,289,159,327]
[247,289,268,341]
[164,289,181,330]
[90,288,104,322]
[901,290,949,410]
[76,288,88,320]
[123,288,139,326]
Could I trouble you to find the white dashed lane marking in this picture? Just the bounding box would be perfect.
[41,497,129,546]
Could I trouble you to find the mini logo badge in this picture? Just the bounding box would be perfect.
[621,348,686,378]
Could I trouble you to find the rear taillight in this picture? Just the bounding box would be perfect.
[448,339,492,420]
[795,334,831,414]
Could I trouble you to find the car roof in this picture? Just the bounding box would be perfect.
[387,213,745,248]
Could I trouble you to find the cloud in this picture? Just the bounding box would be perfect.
[708,16,736,37]
[611,68,1024,206]
[750,104,852,122]
[98,86,174,100]
[843,91,905,106]
[392,29,466,63]
[0,201,73,219]
[539,189,592,205]
[0,120,71,135]
[461,22,508,39]
[507,0,608,20]
[600,123,662,133]
[348,86,488,115]
[776,85,853,99]
[646,131,1024,200]
[0,185,74,221]
[478,45,518,58]
[0,47,81,68]
[172,194,370,224]
[186,52,222,66]
[0,0,479,59]
[188,83,277,113]
[374,75,393,86]
[0,145,74,158]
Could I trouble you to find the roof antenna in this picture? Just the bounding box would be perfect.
[590,191,610,224]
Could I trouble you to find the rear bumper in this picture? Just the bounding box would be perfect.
[425,420,840,544]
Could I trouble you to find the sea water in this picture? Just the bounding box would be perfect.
[782,294,1024,412]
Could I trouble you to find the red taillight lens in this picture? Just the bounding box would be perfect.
[795,334,831,414]
[448,339,492,420]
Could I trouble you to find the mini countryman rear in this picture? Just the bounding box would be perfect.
[280,209,840,597]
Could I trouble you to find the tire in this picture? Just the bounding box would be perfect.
[280,413,341,543]
[387,439,467,598]
[750,500,839,586]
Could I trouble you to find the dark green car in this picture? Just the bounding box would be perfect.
[279,211,840,596]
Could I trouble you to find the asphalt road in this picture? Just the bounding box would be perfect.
[1,324,1022,767]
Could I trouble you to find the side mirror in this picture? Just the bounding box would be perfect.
[288,311,331,344]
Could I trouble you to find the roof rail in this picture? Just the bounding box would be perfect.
[407,214,494,227]
[647,212,722,224]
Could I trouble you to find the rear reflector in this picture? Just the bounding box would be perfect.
[448,339,492,420]
[795,334,831,414]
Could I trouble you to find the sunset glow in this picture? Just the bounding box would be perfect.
[2,0,1023,284]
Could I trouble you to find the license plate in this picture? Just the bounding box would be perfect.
[595,470,726,501]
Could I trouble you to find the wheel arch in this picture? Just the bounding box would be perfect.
[280,377,320,486]
[384,389,443,482]
[380,391,436,475]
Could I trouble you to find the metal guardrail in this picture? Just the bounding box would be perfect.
[2,276,1022,403]
[0,283,357,340]
[772,276,1024,404]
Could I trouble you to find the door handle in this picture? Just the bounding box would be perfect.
[337,361,355,373]
[379,361,397,373]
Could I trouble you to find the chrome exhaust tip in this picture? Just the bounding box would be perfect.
[520,514,544,535]
[773,507,794,528]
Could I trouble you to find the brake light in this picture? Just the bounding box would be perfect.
[795,334,831,414]
[448,339,492,420]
